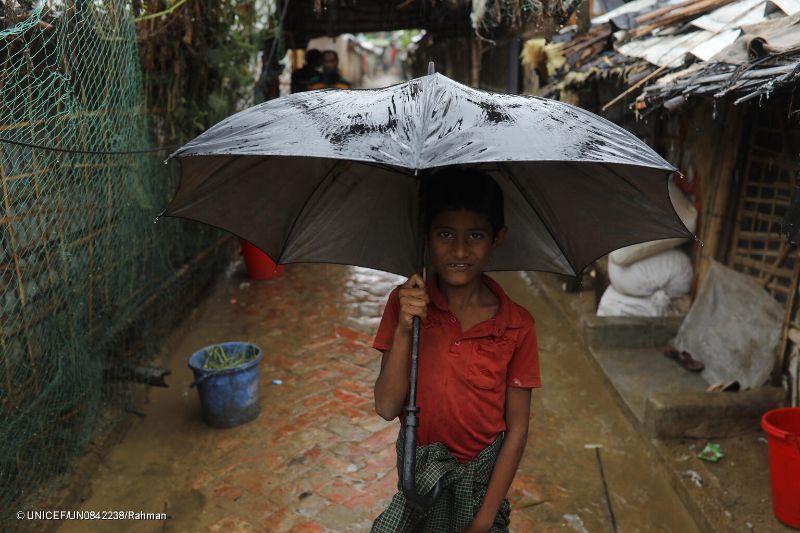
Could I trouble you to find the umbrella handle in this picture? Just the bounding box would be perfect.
[402,407,443,507]
[400,315,444,508]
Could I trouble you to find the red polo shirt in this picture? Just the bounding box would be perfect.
[373,273,541,463]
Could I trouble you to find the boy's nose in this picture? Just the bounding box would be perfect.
[453,238,469,258]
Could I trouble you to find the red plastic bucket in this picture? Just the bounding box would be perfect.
[240,240,284,280]
[762,407,800,529]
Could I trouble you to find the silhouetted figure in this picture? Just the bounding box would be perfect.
[307,50,351,90]
[291,49,322,94]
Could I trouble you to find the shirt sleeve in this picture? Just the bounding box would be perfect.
[372,287,401,352]
[506,313,541,389]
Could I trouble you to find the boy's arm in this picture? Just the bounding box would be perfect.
[373,327,412,420]
[465,386,532,533]
[373,275,428,420]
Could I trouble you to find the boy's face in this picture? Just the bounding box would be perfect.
[322,53,338,72]
[428,210,507,287]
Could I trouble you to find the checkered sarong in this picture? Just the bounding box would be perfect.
[371,430,510,533]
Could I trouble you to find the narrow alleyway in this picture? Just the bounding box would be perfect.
[60,262,698,532]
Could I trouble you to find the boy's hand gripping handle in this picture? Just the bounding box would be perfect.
[401,313,444,508]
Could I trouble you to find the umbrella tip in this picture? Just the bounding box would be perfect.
[427,61,435,75]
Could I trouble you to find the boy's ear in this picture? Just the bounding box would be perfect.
[493,226,508,248]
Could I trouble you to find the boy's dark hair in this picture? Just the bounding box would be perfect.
[423,167,505,236]
[305,49,322,67]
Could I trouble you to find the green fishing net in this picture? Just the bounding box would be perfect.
[0,1,232,519]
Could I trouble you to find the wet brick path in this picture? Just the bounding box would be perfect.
[60,262,699,533]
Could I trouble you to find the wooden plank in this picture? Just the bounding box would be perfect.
[734,255,793,278]
[743,194,791,203]
[736,230,785,241]
[741,209,785,225]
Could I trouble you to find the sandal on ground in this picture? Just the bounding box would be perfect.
[663,348,705,373]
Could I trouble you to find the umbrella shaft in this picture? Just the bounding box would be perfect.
[408,315,421,406]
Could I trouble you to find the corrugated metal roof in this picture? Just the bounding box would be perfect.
[690,28,741,59]
[771,0,800,15]
[591,0,661,24]
[690,0,766,31]
[618,30,715,67]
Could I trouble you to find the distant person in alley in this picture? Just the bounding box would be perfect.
[307,50,351,90]
[290,48,322,93]
[371,169,541,532]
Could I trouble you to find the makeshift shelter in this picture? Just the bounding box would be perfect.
[524,0,800,402]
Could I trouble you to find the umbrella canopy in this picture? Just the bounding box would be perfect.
[165,72,691,277]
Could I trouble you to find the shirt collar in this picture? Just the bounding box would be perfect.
[427,273,519,336]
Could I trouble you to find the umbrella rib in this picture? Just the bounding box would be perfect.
[274,159,351,265]
[500,163,578,277]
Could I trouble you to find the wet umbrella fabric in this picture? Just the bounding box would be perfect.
[163,72,693,510]
[165,72,691,278]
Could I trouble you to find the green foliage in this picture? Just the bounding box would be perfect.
[137,0,270,143]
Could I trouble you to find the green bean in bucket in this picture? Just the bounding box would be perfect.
[202,344,256,370]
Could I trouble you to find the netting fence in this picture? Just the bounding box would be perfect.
[0,0,270,519]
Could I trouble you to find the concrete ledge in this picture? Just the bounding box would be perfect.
[644,386,787,439]
[581,314,684,349]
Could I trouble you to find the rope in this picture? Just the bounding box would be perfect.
[0,137,179,155]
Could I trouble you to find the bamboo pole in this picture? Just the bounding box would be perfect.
[602,65,667,111]
[0,109,138,133]
[77,84,95,335]
[776,253,800,386]
[0,143,38,390]
[0,140,12,396]
[471,34,481,89]
[26,48,59,299]
[102,68,113,311]
[635,0,697,24]
[695,105,744,286]
[630,0,738,39]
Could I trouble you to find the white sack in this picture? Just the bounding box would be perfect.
[608,249,693,298]
[597,286,680,317]
[610,179,697,266]
[671,260,784,389]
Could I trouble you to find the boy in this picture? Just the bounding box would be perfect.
[306,50,351,90]
[372,168,541,533]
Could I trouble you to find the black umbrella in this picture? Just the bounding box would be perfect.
[161,64,692,507]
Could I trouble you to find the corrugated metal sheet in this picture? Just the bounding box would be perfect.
[690,28,742,59]
[690,0,766,31]
[618,30,715,67]
[771,0,800,15]
[591,0,660,24]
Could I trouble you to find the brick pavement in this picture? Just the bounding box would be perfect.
[60,262,698,533]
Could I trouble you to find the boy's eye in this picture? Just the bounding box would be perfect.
[438,231,453,239]
[469,232,485,240]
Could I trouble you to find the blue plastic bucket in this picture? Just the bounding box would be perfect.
[188,342,264,428]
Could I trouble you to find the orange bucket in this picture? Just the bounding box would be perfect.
[240,240,284,280]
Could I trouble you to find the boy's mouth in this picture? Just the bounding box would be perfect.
[447,263,472,271]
